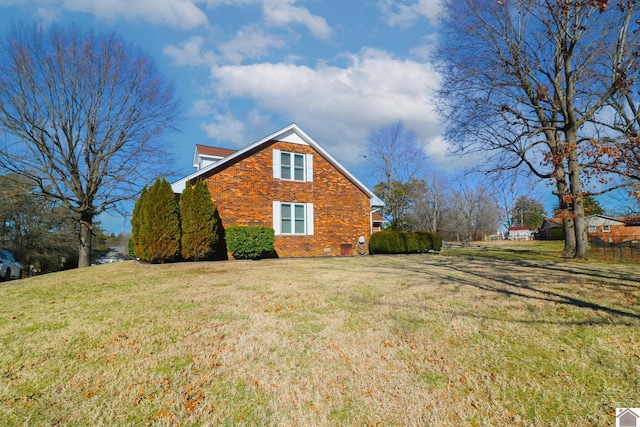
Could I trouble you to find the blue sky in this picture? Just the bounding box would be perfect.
[0,0,453,232]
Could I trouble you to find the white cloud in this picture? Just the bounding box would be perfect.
[205,48,443,166]
[200,112,248,145]
[5,0,209,28]
[379,0,441,28]
[163,36,217,66]
[263,0,331,40]
[409,33,438,60]
[219,26,285,64]
[70,0,209,28]
[190,98,215,116]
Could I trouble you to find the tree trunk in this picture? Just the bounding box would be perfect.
[568,149,589,259]
[78,213,93,268]
[552,159,575,257]
[563,216,576,257]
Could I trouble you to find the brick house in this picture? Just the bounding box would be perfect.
[171,123,384,257]
[586,214,640,243]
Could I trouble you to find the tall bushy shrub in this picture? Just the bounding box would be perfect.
[180,180,219,261]
[130,186,148,258]
[226,226,275,260]
[369,230,442,254]
[132,177,180,263]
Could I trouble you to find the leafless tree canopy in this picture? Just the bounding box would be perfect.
[366,121,427,230]
[435,0,640,258]
[0,24,180,267]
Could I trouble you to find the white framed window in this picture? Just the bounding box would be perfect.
[588,225,596,233]
[603,225,611,232]
[273,149,313,182]
[273,201,314,235]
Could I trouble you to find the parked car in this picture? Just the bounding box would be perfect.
[0,249,22,280]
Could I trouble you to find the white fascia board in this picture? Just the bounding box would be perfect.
[370,195,385,207]
[172,123,381,206]
[192,147,199,168]
[171,177,189,194]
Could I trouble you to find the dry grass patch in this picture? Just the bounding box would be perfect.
[1,249,639,426]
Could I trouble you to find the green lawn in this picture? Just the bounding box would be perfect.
[1,243,638,426]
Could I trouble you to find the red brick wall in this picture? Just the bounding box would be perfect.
[199,140,372,257]
[589,225,640,243]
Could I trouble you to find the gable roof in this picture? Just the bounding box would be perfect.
[193,145,237,169]
[172,123,384,207]
[541,217,563,229]
[618,214,640,226]
[195,144,237,158]
[372,211,386,224]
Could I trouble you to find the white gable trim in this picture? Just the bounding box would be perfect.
[171,123,382,207]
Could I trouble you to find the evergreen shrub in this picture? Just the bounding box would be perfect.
[370,230,442,254]
[226,226,275,260]
[180,180,219,261]
[131,177,180,263]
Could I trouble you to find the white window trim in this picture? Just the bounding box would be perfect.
[602,225,611,232]
[273,201,314,236]
[305,153,313,182]
[272,149,313,182]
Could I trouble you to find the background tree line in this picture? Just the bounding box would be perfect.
[366,121,616,242]
[0,174,129,274]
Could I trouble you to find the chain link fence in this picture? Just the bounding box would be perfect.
[590,236,640,262]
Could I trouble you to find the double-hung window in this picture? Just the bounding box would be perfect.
[273,149,313,182]
[281,203,306,234]
[273,201,314,235]
[281,152,305,181]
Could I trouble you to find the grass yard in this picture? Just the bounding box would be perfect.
[1,241,639,426]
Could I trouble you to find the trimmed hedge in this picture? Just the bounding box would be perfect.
[226,226,275,260]
[369,230,442,254]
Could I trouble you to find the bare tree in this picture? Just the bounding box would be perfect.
[491,172,545,230]
[366,121,426,229]
[441,180,500,242]
[435,0,640,258]
[0,24,180,267]
[407,174,450,232]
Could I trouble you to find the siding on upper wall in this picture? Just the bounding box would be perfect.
[198,140,371,257]
[589,224,640,243]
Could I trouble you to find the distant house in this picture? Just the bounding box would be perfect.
[371,211,386,233]
[171,123,384,258]
[537,217,564,240]
[586,214,640,244]
[507,225,532,240]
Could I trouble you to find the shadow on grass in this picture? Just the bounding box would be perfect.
[382,255,640,324]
